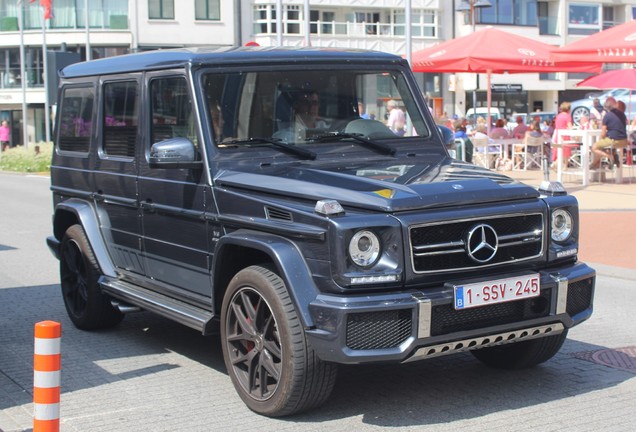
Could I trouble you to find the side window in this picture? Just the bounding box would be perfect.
[58,86,94,153]
[102,81,139,158]
[150,76,197,147]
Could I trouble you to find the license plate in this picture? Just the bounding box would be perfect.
[453,274,540,310]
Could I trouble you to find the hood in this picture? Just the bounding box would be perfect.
[215,159,540,212]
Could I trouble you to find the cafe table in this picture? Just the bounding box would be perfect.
[554,129,600,186]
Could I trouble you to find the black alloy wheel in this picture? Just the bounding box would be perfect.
[60,224,123,330]
[221,265,337,417]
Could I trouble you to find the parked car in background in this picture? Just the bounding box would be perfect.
[570,88,636,125]
[466,107,502,125]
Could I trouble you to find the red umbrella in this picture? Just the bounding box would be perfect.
[411,27,600,130]
[412,27,600,74]
[576,68,636,90]
[552,20,636,63]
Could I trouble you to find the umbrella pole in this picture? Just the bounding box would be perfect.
[486,71,492,136]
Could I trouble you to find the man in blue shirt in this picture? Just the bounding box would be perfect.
[591,97,627,169]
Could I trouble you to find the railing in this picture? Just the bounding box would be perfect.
[260,20,437,39]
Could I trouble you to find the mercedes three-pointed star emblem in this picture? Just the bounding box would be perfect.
[466,224,498,263]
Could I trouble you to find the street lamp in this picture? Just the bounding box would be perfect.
[456,0,492,119]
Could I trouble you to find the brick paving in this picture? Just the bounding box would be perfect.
[1,172,634,432]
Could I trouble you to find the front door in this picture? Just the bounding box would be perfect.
[138,73,211,299]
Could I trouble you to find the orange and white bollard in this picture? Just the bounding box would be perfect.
[33,321,61,432]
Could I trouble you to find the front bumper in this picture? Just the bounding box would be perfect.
[306,262,595,364]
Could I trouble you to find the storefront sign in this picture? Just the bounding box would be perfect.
[491,84,523,93]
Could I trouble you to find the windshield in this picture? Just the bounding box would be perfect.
[201,68,430,149]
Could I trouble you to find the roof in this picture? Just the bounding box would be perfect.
[59,46,406,78]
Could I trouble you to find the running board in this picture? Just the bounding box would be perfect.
[403,323,565,363]
[100,278,216,335]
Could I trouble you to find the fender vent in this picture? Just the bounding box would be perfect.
[265,207,293,222]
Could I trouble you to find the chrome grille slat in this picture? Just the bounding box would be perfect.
[409,213,544,273]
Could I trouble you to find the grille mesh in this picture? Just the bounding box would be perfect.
[346,309,412,350]
[430,289,552,336]
[566,277,594,316]
[410,214,543,273]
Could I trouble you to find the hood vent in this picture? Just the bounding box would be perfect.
[265,206,293,222]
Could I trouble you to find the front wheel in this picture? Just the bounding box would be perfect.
[471,330,568,370]
[571,106,590,126]
[220,265,337,417]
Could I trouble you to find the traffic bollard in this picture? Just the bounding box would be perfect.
[33,321,61,432]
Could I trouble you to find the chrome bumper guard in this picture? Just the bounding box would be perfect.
[403,322,565,363]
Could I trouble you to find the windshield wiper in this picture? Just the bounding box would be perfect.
[224,137,316,160]
[307,132,396,156]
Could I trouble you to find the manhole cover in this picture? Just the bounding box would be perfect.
[571,346,636,373]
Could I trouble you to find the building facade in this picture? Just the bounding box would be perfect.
[1,0,635,147]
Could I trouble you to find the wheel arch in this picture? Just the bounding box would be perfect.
[52,198,116,277]
[212,230,320,328]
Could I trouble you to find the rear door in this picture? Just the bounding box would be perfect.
[92,76,145,275]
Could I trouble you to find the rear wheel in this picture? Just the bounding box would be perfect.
[471,330,568,369]
[221,265,337,417]
[60,224,123,330]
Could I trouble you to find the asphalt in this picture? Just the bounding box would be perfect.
[506,166,636,272]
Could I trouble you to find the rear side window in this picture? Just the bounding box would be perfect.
[102,81,139,158]
[58,86,94,153]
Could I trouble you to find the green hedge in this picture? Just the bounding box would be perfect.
[0,143,52,173]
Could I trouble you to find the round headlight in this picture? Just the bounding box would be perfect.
[551,209,573,242]
[348,230,381,267]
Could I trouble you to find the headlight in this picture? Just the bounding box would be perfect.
[551,209,573,242]
[348,230,381,267]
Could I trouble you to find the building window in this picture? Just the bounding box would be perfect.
[393,10,437,38]
[195,0,220,21]
[568,3,601,35]
[479,0,537,26]
[149,0,174,20]
[102,81,139,158]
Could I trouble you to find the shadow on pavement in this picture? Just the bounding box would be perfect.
[1,284,631,427]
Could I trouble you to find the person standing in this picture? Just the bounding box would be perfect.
[0,120,10,151]
[551,101,574,169]
[386,100,405,136]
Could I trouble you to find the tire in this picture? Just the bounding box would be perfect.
[60,224,123,330]
[220,265,338,417]
[471,330,568,370]
[571,106,590,126]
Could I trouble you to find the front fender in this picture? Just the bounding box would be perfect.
[51,198,116,278]
[213,230,321,328]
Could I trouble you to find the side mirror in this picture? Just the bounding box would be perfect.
[149,138,202,169]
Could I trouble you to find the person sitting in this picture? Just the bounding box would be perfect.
[489,119,510,139]
[591,96,628,169]
[453,118,473,163]
[291,90,328,140]
[515,120,543,169]
[511,115,529,139]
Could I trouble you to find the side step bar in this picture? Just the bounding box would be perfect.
[100,278,216,335]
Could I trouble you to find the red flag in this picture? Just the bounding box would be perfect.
[29,0,53,20]
[40,0,53,20]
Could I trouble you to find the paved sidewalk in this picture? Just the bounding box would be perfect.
[507,167,636,271]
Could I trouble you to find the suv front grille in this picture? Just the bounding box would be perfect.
[410,214,544,273]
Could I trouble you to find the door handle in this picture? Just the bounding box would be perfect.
[140,200,156,213]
